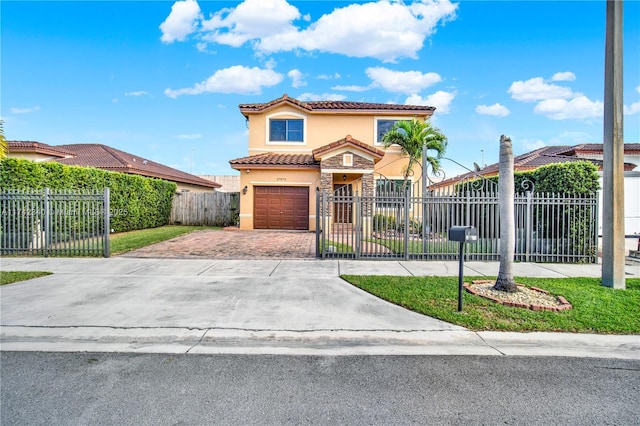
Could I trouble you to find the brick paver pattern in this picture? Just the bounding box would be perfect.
[121,229,316,259]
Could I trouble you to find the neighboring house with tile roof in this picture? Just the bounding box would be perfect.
[229,94,436,231]
[7,141,220,193]
[432,143,640,236]
[432,144,640,189]
[6,141,76,162]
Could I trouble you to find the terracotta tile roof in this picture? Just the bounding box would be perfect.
[239,93,435,116]
[54,144,220,189]
[229,153,319,169]
[433,143,639,188]
[8,140,76,158]
[574,143,640,153]
[312,135,385,161]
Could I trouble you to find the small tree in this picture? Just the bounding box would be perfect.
[381,118,447,186]
[493,135,518,292]
[382,119,447,236]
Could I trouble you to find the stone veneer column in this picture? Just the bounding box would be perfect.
[319,172,334,236]
[361,173,374,217]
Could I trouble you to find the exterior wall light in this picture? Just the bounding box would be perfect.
[242,186,248,194]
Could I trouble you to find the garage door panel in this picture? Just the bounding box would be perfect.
[253,186,309,230]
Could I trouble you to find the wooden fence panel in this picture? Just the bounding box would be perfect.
[170,192,239,227]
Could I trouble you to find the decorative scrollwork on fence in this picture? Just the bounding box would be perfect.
[520,178,535,193]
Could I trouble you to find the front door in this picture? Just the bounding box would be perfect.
[333,184,353,224]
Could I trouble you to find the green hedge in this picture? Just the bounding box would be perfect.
[453,161,600,261]
[456,161,600,194]
[0,158,176,232]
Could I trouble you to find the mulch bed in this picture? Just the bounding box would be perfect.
[464,280,572,312]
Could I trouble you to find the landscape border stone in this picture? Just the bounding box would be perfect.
[464,280,573,312]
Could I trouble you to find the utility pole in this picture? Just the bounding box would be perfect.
[602,0,625,289]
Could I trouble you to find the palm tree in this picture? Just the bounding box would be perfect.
[381,119,448,185]
[381,119,447,238]
[493,134,518,292]
[0,120,7,159]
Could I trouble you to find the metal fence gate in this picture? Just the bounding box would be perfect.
[316,183,598,263]
[0,188,110,257]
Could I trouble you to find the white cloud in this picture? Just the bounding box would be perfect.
[551,71,576,82]
[263,58,277,70]
[160,0,202,43]
[624,102,640,116]
[164,65,283,97]
[624,86,640,116]
[296,93,347,102]
[167,0,458,62]
[521,131,596,152]
[259,0,457,62]
[317,73,341,80]
[288,69,306,88]
[475,103,510,117]
[521,139,547,151]
[508,77,573,102]
[125,91,153,97]
[366,67,441,94]
[547,131,594,146]
[405,90,455,114]
[331,85,370,92]
[10,106,40,114]
[200,0,301,47]
[177,133,202,139]
[534,96,603,120]
[510,73,606,121]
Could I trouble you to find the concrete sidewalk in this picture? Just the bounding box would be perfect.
[1,257,639,358]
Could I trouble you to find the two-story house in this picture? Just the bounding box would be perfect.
[229,94,435,231]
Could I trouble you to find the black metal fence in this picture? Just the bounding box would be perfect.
[316,185,598,263]
[0,188,110,257]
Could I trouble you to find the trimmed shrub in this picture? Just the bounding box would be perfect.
[455,161,600,195]
[0,158,176,232]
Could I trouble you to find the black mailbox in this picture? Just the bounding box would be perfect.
[449,226,477,312]
[448,226,477,243]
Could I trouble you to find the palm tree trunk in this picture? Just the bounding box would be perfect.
[494,135,518,292]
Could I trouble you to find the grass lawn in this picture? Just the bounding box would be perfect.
[0,271,52,285]
[341,275,640,334]
[110,225,219,255]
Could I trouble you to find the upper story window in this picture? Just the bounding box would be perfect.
[269,119,304,142]
[375,117,412,145]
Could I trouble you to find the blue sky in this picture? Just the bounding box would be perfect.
[2,0,639,177]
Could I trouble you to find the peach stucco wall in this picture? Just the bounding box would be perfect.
[237,104,431,230]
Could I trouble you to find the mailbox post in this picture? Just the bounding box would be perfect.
[448,226,478,312]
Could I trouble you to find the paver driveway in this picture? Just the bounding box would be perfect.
[121,229,316,259]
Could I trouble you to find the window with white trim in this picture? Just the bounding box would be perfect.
[343,154,353,167]
[269,119,304,142]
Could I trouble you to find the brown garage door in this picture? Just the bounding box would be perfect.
[254,186,309,230]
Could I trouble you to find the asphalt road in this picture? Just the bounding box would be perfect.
[2,352,639,425]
